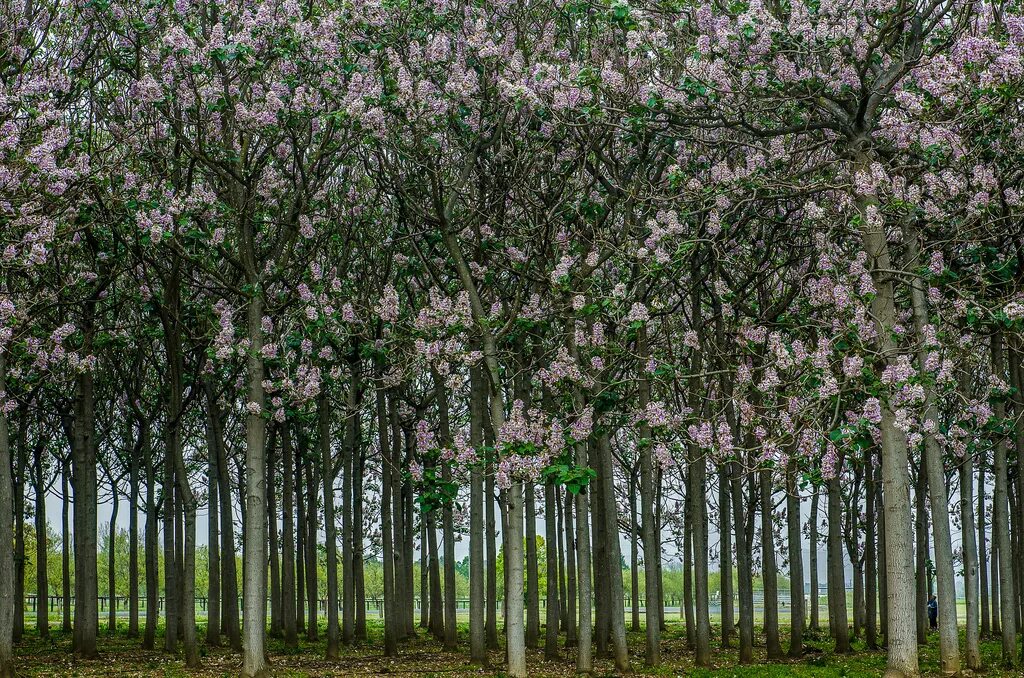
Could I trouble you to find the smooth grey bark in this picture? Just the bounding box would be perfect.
[72,369,99,658]
[629,473,640,631]
[377,381,397,657]
[0,354,15,678]
[127,432,139,639]
[638,324,660,666]
[992,332,1018,664]
[206,416,221,648]
[827,476,850,652]
[865,455,878,650]
[689,446,711,666]
[761,469,782,658]
[12,424,23,644]
[906,235,959,672]
[981,461,990,638]
[993,540,1001,634]
[241,293,270,678]
[106,469,118,633]
[143,424,158,650]
[442,469,457,651]
[574,439,593,674]
[857,158,918,676]
[809,489,820,632]
[683,499,694,638]
[786,459,804,658]
[719,468,734,646]
[878,466,889,643]
[33,437,48,638]
[427,516,442,639]
[961,454,982,669]
[353,440,366,642]
[469,366,486,664]
[389,396,412,640]
[525,483,540,650]
[303,440,318,642]
[914,466,928,645]
[505,480,527,676]
[341,360,357,646]
[268,428,281,639]
[730,461,753,663]
[320,393,340,659]
[595,432,631,671]
[296,452,305,638]
[61,451,71,634]
[544,481,560,660]
[204,378,241,651]
[281,424,298,648]
[563,488,577,649]
[485,430,499,650]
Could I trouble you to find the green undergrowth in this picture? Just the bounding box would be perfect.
[10,619,1021,676]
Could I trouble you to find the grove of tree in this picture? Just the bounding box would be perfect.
[1,0,1024,676]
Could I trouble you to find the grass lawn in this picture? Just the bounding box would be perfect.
[10,619,1021,676]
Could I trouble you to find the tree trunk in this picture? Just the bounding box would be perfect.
[682,496,694,642]
[13,427,24,644]
[525,483,540,650]
[72,369,99,658]
[762,468,782,659]
[981,461,990,638]
[469,367,486,664]
[353,444,366,642]
[281,424,298,648]
[730,462,753,663]
[809,489,820,632]
[427,516,442,639]
[690,446,711,666]
[865,454,878,650]
[501,476,525,676]
[720,468,734,646]
[241,293,270,677]
[856,163,918,676]
[420,521,429,630]
[206,419,221,648]
[62,453,72,634]
[544,481,560,660]
[991,332,1018,664]
[377,381,397,657]
[574,439,593,674]
[961,455,982,669]
[906,234,960,671]
[304,442,318,643]
[786,459,804,658]
[268,428,282,639]
[144,431,159,651]
[107,482,118,633]
[914,466,928,645]
[342,362,357,646]
[296,452,305,638]
[827,477,851,653]
[320,393,341,660]
[33,436,49,639]
[127,436,139,639]
[596,432,630,671]
[442,474,456,651]
[485,445,499,650]
[563,488,577,649]
[629,475,640,632]
[0,354,16,677]
[205,379,241,651]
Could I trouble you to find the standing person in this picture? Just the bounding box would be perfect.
[927,595,938,631]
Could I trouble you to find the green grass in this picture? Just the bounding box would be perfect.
[9,619,1022,676]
